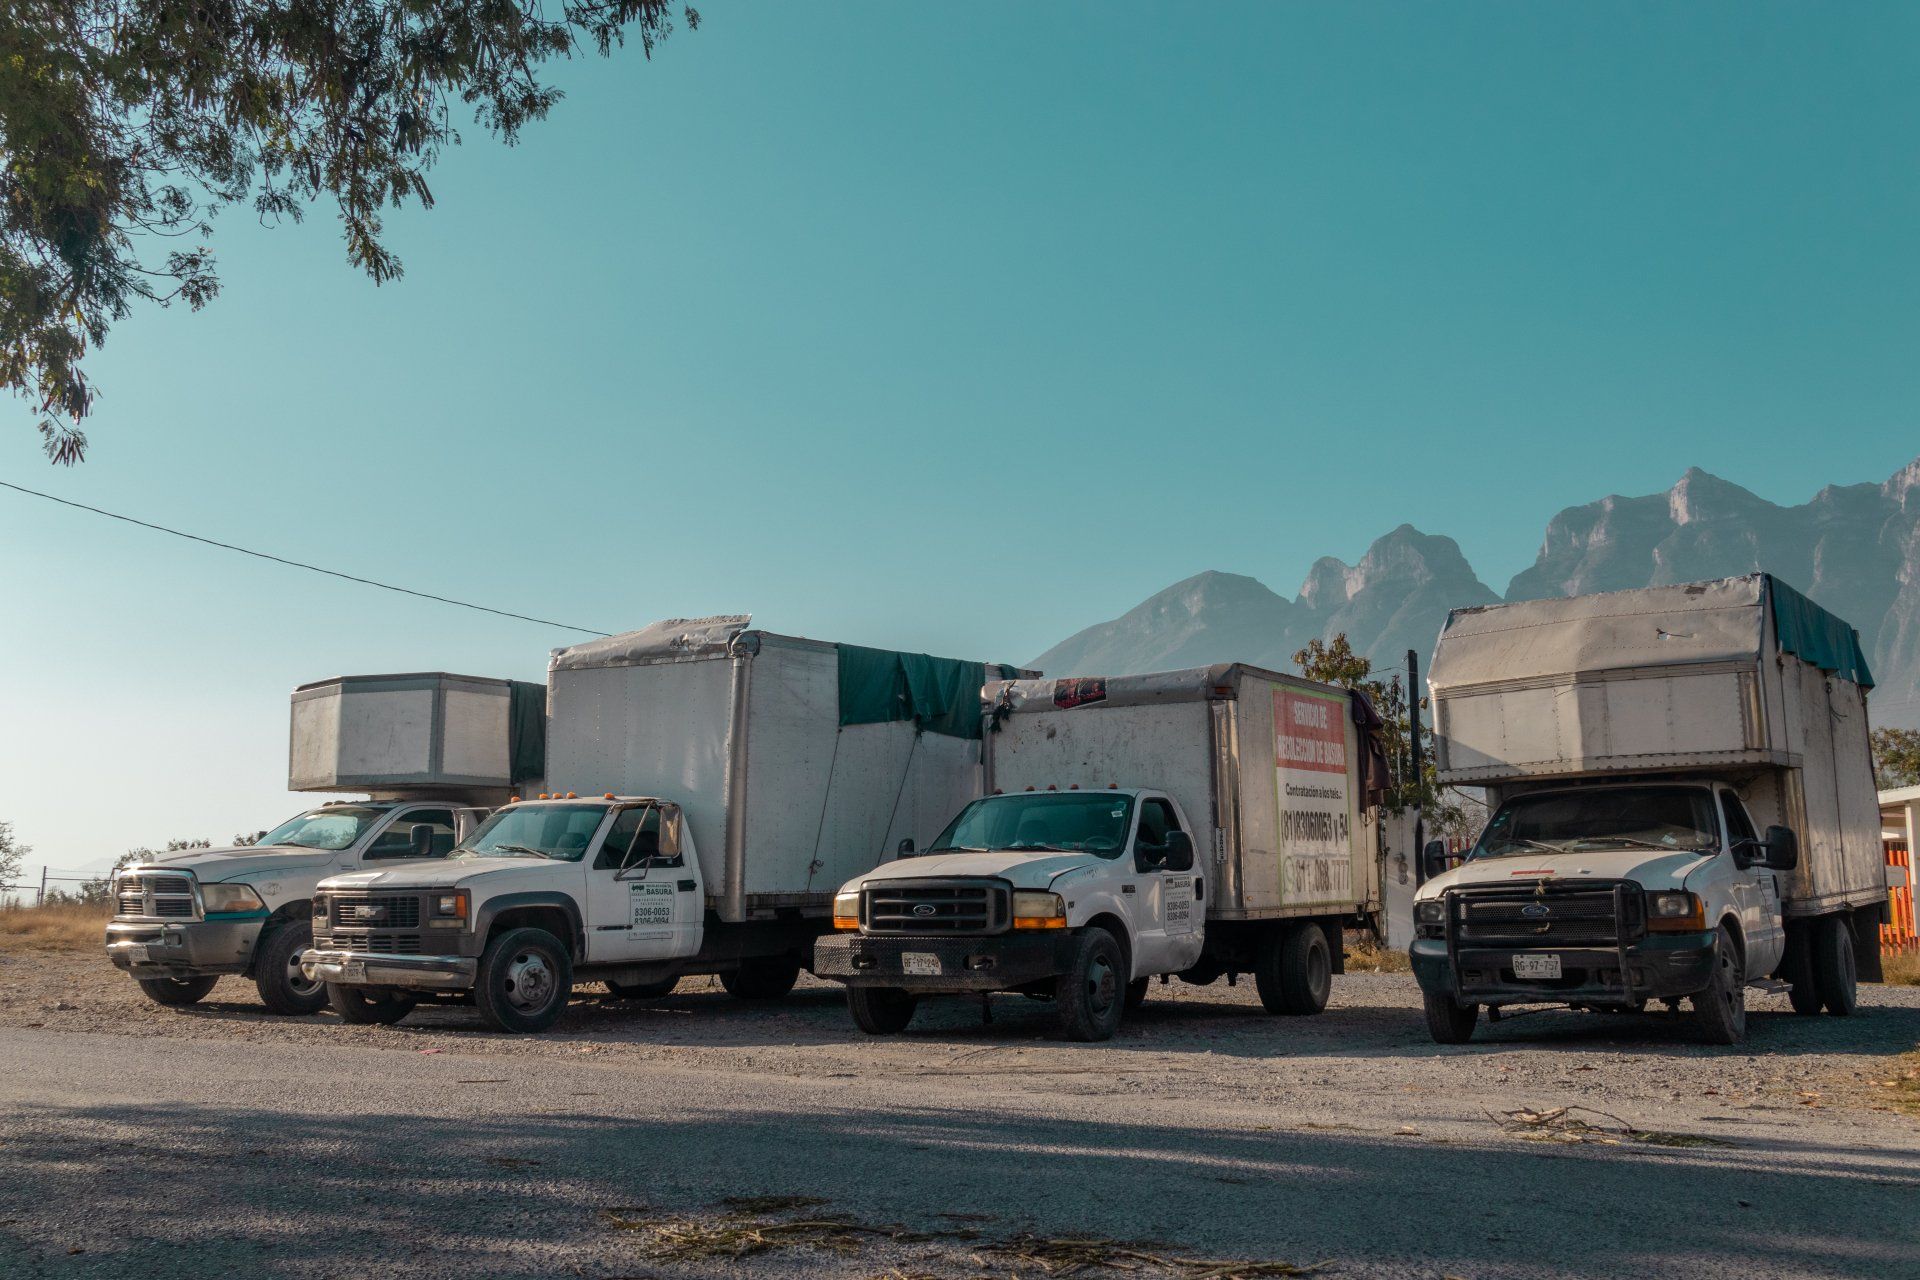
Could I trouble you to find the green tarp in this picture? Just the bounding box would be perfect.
[508,680,548,782]
[1769,575,1874,689]
[838,647,1016,739]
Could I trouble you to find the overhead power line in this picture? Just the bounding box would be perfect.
[0,478,612,637]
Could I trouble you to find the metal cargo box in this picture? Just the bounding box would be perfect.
[289,673,545,793]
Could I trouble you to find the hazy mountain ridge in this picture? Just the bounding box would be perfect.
[1030,456,1920,728]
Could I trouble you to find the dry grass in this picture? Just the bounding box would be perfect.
[0,902,109,954]
[1883,950,1920,987]
[1342,933,1410,974]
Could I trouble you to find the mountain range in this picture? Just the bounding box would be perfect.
[1030,455,1920,729]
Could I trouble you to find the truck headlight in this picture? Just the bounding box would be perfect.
[1011,891,1067,930]
[1414,900,1445,925]
[202,883,264,915]
[832,892,861,931]
[1644,891,1705,931]
[430,890,470,927]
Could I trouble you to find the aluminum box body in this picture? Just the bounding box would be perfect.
[290,672,541,795]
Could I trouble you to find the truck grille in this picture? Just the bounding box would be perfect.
[113,874,199,920]
[320,928,425,955]
[1451,884,1635,947]
[864,880,1008,935]
[317,891,427,954]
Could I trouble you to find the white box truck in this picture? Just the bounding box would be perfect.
[813,664,1386,1041]
[103,672,539,1013]
[301,616,1029,1032]
[1412,574,1887,1045]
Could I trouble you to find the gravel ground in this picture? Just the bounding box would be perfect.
[2,950,1917,1279]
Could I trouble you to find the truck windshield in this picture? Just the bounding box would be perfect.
[458,804,608,862]
[930,792,1136,858]
[256,807,387,851]
[1473,788,1719,858]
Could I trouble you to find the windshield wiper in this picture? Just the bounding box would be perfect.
[1571,836,1702,853]
[1482,837,1571,858]
[489,843,552,859]
[1007,842,1068,852]
[927,846,987,854]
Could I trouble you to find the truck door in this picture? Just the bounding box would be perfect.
[1720,791,1785,973]
[582,805,703,963]
[1123,797,1203,977]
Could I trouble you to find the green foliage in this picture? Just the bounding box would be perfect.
[2,1,697,462]
[1292,634,1478,838]
[1874,727,1920,791]
[0,820,28,896]
[71,836,212,905]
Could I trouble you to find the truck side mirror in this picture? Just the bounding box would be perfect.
[1422,839,1450,880]
[896,838,915,857]
[1762,825,1798,871]
[409,823,437,859]
[1162,830,1195,872]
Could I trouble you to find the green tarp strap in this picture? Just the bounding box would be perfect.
[1768,575,1874,689]
[508,680,548,782]
[837,646,992,739]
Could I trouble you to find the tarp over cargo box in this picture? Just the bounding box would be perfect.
[290,672,545,793]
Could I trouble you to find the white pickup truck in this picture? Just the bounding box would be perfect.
[814,665,1388,1041]
[1412,575,1887,1045]
[105,800,481,1012]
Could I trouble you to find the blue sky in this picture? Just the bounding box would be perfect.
[4,2,1918,875]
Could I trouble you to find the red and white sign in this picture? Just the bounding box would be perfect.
[1275,688,1349,774]
[1273,687,1353,907]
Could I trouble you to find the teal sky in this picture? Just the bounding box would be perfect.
[4,2,1918,874]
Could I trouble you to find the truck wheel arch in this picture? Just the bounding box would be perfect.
[246,901,311,976]
[1081,912,1132,978]
[478,893,583,958]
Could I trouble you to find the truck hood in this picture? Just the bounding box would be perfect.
[319,856,555,890]
[1418,847,1717,899]
[129,844,344,883]
[850,850,1100,892]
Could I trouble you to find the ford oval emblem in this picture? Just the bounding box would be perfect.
[912,903,937,917]
[1520,903,1550,918]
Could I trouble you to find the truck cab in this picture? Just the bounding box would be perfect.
[302,794,803,1033]
[1410,780,1801,1043]
[105,799,481,1014]
[813,786,1204,1041]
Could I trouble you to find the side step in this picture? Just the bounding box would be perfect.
[1746,978,1792,995]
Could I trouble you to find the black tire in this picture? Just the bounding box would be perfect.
[325,984,417,1025]
[1054,927,1126,1042]
[1780,927,1822,1015]
[474,927,573,1034]
[253,919,327,1015]
[1256,922,1332,1015]
[1811,915,1858,1017]
[847,986,918,1035]
[1125,977,1150,1011]
[1690,925,1747,1046]
[136,975,218,1007]
[1422,990,1478,1044]
[606,976,679,1000]
[719,956,801,1002]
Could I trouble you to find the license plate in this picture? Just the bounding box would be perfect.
[1512,953,1562,980]
[124,944,150,964]
[341,960,367,983]
[901,952,942,977]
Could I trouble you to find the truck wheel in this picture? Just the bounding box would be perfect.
[1421,990,1478,1044]
[1779,927,1822,1015]
[1689,926,1747,1045]
[847,986,918,1034]
[136,975,218,1007]
[606,977,679,1000]
[1811,916,1858,1017]
[253,919,327,1016]
[1054,927,1126,1042]
[1125,978,1150,1011]
[1256,922,1332,1015]
[325,984,417,1025]
[475,927,573,1034]
[720,957,801,1001]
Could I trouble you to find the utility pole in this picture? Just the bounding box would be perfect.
[1408,648,1426,886]
[36,865,48,908]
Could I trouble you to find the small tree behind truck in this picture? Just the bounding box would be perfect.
[814,664,1388,1041]
[1413,574,1887,1045]
[103,672,541,1012]
[302,616,1031,1031]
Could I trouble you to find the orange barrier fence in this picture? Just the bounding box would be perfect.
[1886,842,1917,955]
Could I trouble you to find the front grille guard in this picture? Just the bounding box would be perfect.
[1443,880,1637,1003]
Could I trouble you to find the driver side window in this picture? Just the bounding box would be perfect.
[1138,799,1179,848]
[593,807,678,871]
[1720,793,1758,850]
[364,808,456,859]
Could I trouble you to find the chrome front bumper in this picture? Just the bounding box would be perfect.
[106,918,258,976]
[300,949,476,991]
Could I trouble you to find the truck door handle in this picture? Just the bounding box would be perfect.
[1122,884,1136,894]
[677,879,697,892]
